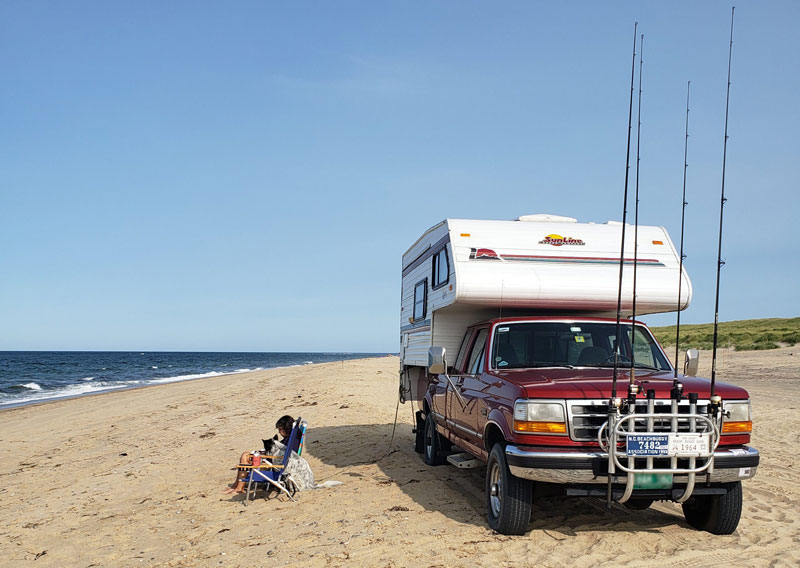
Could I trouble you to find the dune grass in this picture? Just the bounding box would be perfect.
[650,317,800,351]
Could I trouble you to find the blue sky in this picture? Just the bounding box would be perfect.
[1,2,798,352]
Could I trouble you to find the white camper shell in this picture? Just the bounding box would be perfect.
[400,214,691,367]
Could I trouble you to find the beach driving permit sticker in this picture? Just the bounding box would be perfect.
[575,336,585,343]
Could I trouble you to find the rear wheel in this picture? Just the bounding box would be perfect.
[423,413,445,466]
[413,411,425,453]
[682,482,743,535]
[486,443,532,535]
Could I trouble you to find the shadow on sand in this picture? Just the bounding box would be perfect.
[302,422,693,534]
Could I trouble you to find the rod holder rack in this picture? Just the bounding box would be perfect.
[599,397,721,504]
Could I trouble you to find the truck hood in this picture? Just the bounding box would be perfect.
[490,367,750,400]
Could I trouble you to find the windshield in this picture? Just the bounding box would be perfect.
[491,321,672,371]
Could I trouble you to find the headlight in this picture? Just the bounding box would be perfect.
[513,400,567,434]
[722,400,752,434]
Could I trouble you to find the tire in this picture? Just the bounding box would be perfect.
[486,443,533,535]
[623,498,654,511]
[682,482,743,535]
[423,412,445,466]
[414,411,425,454]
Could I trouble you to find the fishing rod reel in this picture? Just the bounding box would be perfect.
[709,394,722,420]
[671,379,684,402]
[626,382,640,407]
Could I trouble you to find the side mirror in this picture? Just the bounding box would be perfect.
[428,346,447,375]
[684,348,699,377]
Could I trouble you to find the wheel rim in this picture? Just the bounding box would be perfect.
[489,461,502,517]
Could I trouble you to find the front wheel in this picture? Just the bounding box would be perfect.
[682,482,743,535]
[486,443,533,535]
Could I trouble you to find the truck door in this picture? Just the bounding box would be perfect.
[430,368,448,422]
[447,327,488,446]
[432,328,472,428]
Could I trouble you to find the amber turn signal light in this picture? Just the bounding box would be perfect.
[513,420,567,434]
[721,421,752,434]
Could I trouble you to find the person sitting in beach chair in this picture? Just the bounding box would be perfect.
[245,424,313,501]
[223,415,304,495]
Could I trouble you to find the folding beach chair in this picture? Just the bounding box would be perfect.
[243,417,307,503]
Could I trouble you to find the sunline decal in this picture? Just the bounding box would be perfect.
[468,248,664,266]
[539,234,586,246]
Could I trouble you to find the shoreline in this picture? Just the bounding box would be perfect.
[0,354,391,412]
[0,367,260,412]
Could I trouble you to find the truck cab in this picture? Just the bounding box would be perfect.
[421,316,758,535]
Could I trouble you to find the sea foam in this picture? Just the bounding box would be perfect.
[2,381,136,407]
[148,368,263,384]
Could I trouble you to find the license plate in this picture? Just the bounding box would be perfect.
[626,434,669,456]
[668,434,710,457]
[626,434,710,457]
[633,473,673,489]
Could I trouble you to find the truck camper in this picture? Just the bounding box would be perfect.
[399,214,758,535]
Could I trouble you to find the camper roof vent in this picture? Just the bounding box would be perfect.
[516,214,577,223]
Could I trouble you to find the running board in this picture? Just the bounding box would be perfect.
[447,452,481,469]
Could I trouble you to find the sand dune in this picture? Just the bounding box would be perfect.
[1,348,798,567]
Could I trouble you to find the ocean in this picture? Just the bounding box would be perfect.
[0,351,384,408]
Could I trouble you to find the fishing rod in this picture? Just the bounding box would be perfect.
[629,33,644,390]
[608,21,637,508]
[711,7,735,405]
[675,81,690,379]
[610,22,638,405]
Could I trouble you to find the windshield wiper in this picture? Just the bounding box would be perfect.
[502,363,575,369]
[631,363,661,371]
[580,362,663,371]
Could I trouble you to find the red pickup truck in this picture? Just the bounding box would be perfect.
[419,316,758,535]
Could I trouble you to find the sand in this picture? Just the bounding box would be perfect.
[1,348,799,567]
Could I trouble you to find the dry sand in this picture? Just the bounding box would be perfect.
[1,348,799,567]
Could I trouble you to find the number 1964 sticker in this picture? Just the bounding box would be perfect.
[627,434,710,457]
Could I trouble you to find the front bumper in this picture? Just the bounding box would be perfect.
[506,444,759,484]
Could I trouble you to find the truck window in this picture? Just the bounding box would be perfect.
[413,279,427,321]
[454,330,472,372]
[490,322,672,370]
[466,328,489,375]
[431,247,450,289]
[628,326,660,367]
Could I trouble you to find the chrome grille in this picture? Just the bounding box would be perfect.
[567,399,711,442]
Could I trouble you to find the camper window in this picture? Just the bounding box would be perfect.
[431,248,450,289]
[413,279,428,321]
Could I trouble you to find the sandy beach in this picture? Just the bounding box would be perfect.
[1,349,799,567]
